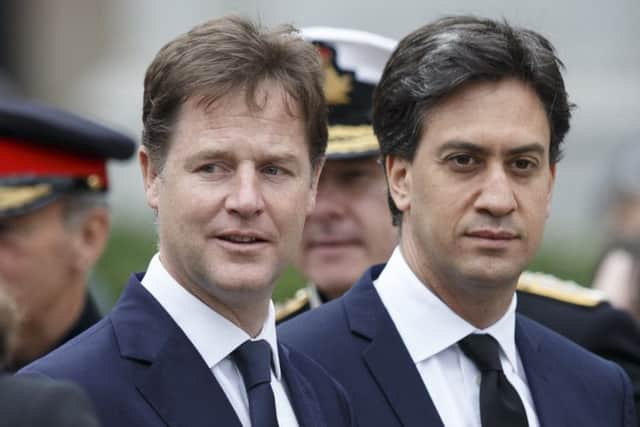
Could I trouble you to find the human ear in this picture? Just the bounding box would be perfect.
[385,155,412,213]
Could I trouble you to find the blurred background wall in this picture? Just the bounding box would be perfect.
[2,0,639,306]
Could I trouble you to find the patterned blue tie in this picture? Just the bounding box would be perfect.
[459,334,529,427]
[232,340,279,427]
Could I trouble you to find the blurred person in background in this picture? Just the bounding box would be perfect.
[593,142,640,319]
[278,24,640,426]
[0,98,136,370]
[0,280,100,427]
[276,27,398,318]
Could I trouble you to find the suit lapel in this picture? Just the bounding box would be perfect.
[344,267,445,427]
[111,275,242,427]
[279,344,324,427]
[516,315,569,427]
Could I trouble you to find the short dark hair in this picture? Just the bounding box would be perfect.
[373,15,574,225]
[142,15,327,170]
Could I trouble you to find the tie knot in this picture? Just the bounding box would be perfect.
[232,339,273,390]
[459,334,503,372]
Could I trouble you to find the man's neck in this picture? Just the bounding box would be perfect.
[399,241,517,329]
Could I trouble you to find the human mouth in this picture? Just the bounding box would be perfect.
[220,235,262,243]
[466,229,517,240]
[216,230,269,246]
[305,237,361,257]
[463,228,519,250]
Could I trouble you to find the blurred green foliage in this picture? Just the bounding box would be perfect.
[93,225,602,311]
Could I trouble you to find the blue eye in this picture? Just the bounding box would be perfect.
[198,164,217,173]
[263,165,281,176]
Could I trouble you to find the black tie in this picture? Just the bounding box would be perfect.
[232,340,279,427]
[458,334,529,427]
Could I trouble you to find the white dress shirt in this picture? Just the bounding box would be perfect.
[141,253,299,427]
[374,247,540,427]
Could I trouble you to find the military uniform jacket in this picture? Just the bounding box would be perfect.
[279,265,637,427]
[19,273,355,427]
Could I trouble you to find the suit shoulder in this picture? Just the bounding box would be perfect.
[276,288,311,324]
[517,271,606,307]
[278,297,347,349]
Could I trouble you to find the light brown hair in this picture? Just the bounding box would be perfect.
[142,15,327,170]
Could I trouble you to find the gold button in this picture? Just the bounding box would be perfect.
[87,174,102,190]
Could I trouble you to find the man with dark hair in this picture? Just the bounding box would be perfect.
[0,98,135,371]
[0,283,100,427]
[20,16,353,427]
[277,27,640,422]
[279,16,636,426]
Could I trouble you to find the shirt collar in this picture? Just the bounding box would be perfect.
[374,247,519,372]
[141,253,282,379]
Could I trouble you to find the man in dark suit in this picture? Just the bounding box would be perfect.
[279,16,636,426]
[0,282,100,427]
[0,97,136,371]
[276,26,640,423]
[20,16,353,427]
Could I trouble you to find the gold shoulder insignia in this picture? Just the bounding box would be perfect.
[517,271,606,307]
[276,288,310,322]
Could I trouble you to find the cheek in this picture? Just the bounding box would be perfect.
[355,193,386,231]
[0,248,42,307]
[0,240,38,283]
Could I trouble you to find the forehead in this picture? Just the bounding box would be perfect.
[170,83,309,155]
[421,79,550,147]
[0,201,64,233]
[185,83,301,125]
[324,156,380,171]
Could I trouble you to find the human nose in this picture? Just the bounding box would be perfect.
[310,180,345,222]
[225,166,265,218]
[474,166,517,217]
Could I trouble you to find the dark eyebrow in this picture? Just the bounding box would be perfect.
[436,140,546,157]
[506,143,546,157]
[436,141,489,157]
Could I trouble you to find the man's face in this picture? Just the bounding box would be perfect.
[142,81,319,309]
[388,79,555,293]
[300,156,396,298]
[0,201,83,324]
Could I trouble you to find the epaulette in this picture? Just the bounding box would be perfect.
[276,288,310,322]
[517,271,606,307]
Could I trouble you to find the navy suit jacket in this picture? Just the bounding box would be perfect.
[19,274,354,427]
[279,265,637,427]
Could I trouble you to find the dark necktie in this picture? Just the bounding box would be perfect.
[458,334,529,427]
[232,340,279,427]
